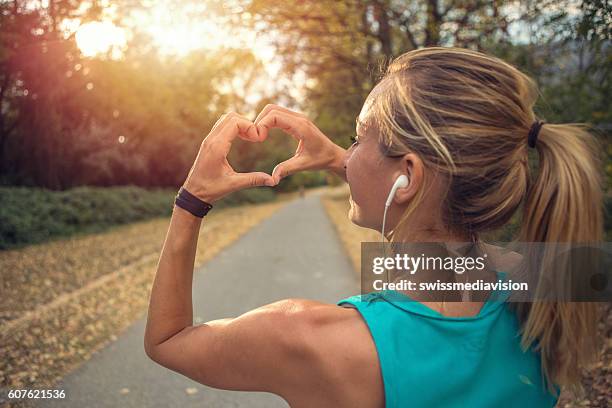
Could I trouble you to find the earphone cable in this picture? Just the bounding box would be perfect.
[381,204,390,285]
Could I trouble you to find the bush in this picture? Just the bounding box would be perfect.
[215,187,277,208]
[0,185,276,250]
[274,170,328,192]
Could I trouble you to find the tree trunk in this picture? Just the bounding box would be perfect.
[425,0,441,46]
[374,0,393,58]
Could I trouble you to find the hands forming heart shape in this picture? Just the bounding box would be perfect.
[182,104,348,204]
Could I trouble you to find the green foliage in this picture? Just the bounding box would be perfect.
[0,186,276,250]
[0,0,273,189]
[275,171,328,192]
[217,188,277,208]
[0,186,172,249]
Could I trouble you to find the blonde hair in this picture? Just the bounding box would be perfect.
[366,46,604,395]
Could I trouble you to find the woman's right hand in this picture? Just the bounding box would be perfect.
[254,104,347,184]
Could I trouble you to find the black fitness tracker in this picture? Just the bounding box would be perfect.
[174,187,213,218]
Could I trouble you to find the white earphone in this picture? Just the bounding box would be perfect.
[380,174,409,285]
[381,174,409,243]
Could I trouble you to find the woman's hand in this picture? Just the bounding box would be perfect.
[182,112,276,204]
[254,104,347,184]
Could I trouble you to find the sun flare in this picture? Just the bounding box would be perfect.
[74,5,273,61]
[75,21,127,58]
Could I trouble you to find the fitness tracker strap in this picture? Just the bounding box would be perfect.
[174,186,213,218]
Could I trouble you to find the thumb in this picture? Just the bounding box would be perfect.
[272,157,306,184]
[233,171,276,189]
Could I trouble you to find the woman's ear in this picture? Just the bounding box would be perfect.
[394,152,423,205]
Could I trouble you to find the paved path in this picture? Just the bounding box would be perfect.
[38,192,358,408]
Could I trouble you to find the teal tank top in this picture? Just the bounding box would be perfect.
[337,272,560,408]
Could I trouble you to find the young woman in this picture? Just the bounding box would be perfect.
[144,47,604,407]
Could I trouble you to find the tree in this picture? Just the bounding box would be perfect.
[0,0,276,188]
[240,0,539,144]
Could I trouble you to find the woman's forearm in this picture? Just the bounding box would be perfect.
[144,205,201,350]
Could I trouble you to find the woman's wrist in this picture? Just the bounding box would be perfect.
[326,145,347,181]
[182,180,217,204]
[174,184,215,220]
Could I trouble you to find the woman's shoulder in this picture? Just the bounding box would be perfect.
[257,298,380,365]
[270,298,381,365]
[266,298,384,407]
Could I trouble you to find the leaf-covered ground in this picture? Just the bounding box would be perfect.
[321,186,611,408]
[0,198,289,407]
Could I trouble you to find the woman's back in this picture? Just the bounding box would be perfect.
[337,272,560,408]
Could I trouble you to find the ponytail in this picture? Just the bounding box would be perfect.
[515,123,605,395]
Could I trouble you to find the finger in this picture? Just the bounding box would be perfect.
[231,171,277,189]
[272,155,309,184]
[237,121,260,143]
[254,104,307,141]
[210,113,261,153]
[207,113,258,143]
[210,113,228,133]
[255,109,309,143]
[219,113,260,142]
[254,104,306,125]
[209,112,246,134]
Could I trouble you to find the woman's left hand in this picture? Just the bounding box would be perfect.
[182,112,276,204]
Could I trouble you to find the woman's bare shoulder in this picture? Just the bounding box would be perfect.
[270,298,384,408]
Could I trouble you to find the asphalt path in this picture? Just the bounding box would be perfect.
[37,192,358,408]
